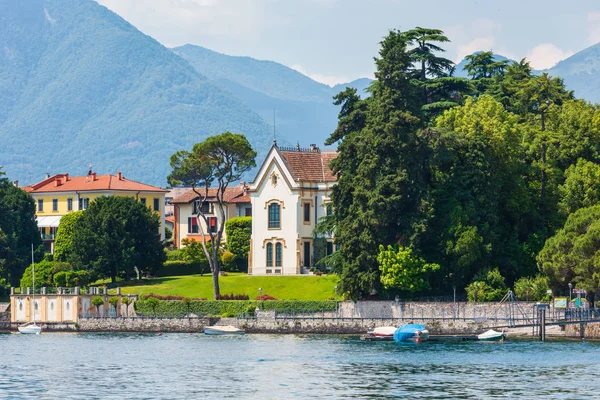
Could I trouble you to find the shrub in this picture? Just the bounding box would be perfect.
[225,217,251,270]
[108,296,119,310]
[134,300,337,316]
[145,297,161,316]
[216,293,249,300]
[254,294,277,301]
[466,268,507,302]
[53,271,67,287]
[220,251,236,272]
[514,275,552,301]
[156,260,208,277]
[143,292,206,301]
[165,249,185,261]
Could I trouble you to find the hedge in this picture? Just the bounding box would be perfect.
[134,299,338,316]
[155,260,208,277]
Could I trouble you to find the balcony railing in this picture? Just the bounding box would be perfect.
[41,233,55,240]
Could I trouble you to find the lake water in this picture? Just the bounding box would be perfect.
[0,333,599,399]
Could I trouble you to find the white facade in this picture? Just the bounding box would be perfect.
[249,145,336,275]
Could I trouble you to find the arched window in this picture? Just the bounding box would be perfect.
[266,243,273,267]
[275,243,282,267]
[268,203,281,229]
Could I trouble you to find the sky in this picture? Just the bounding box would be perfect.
[97,0,600,86]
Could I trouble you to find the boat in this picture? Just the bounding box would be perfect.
[204,325,245,335]
[361,326,397,341]
[393,324,429,343]
[18,322,42,335]
[18,244,42,335]
[477,329,506,342]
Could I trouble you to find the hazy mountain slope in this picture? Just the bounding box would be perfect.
[0,0,273,186]
[173,45,373,146]
[545,43,600,103]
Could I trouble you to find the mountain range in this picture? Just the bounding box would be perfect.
[1,0,600,186]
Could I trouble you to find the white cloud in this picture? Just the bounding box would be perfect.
[455,36,496,62]
[290,64,351,86]
[588,12,600,44]
[526,43,573,70]
[445,18,514,62]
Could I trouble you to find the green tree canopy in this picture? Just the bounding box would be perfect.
[559,159,600,218]
[68,196,165,283]
[538,204,600,301]
[378,245,439,292]
[53,211,84,262]
[0,168,42,286]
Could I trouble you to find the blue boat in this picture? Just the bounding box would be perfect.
[393,324,429,343]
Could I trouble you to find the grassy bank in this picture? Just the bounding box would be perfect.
[112,273,340,300]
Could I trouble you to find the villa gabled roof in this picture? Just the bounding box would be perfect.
[170,186,250,204]
[278,146,337,183]
[23,172,167,193]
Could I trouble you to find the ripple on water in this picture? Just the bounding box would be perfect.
[1,334,600,399]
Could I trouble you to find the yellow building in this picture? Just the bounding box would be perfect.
[24,171,168,253]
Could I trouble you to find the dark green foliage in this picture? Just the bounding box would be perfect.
[19,260,59,288]
[0,169,42,286]
[465,268,507,302]
[69,196,166,283]
[538,205,600,299]
[156,260,209,277]
[1,0,273,186]
[134,299,337,316]
[225,217,252,268]
[514,275,551,301]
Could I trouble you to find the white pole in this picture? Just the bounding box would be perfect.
[31,243,35,324]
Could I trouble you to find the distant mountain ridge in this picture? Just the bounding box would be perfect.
[173,45,372,147]
[0,0,273,186]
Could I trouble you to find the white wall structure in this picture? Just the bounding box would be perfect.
[249,144,337,275]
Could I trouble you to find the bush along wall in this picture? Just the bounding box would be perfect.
[134,299,338,316]
[154,261,209,277]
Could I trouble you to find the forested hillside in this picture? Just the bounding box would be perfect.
[0,0,273,186]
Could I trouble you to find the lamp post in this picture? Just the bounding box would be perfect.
[258,287,263,310]
[568,282,572,303]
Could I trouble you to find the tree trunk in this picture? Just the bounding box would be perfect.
[111,275,116,284]
[212,267,220,300]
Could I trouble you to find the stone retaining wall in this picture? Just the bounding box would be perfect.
[565,322,600,339]
[76,317,212,333]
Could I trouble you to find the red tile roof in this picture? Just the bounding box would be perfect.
[23,172,167,193]
[170,186,250,204]
[279,149,337,182]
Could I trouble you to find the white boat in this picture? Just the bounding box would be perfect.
[18,244,43,335]
[477,329,506,341]
[204,325,245,335]
[18,322,42,335]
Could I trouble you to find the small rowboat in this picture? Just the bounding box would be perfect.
[361,326,397,341]
[477,329,506,341]
[204,325,245,335]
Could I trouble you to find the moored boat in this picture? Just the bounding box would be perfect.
[393,324,429,343]
[18,322,42,335]
[204,325,245,335]
[361,326,397,341]
[477,329,506,341]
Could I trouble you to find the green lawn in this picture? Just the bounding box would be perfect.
[111,273,341,300]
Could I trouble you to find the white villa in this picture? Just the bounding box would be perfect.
[248,143,338,275]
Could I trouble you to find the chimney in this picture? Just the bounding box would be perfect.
[13,180,18,187]
[92,172,97,181]
[55,179,62,187]
[117,171,122,180]
[309,144,319,153]
[65,173,69,181]
[46,173,50,179]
